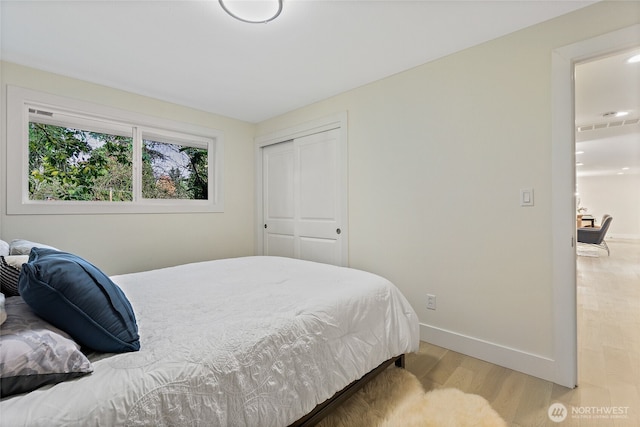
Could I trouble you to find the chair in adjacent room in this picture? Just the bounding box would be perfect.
[577,214,613,256]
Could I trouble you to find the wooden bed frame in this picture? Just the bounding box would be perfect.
[289,354,405,426]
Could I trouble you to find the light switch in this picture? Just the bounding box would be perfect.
[520,188,534,207]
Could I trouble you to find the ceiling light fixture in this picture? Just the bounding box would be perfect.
[627,54,640,64]
[219,0,283,24]
[602,111,629,118]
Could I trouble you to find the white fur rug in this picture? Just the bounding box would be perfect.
[317,367,507,427]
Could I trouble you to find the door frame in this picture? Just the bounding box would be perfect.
[551,24,640,388]
[254,112,349,266]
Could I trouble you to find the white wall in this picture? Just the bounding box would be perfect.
[0,62,257,275]
[256,2,640,382]
[578,173,640,239]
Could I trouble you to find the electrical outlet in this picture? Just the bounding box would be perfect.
[427,294,437,310]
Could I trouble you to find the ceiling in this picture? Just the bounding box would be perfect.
[1,0,598,123]
[575,48,640,177]
[1,0,636,177]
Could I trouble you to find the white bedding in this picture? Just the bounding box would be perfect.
[0,256,419,426]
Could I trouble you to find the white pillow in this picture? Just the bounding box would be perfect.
[0,293,6,325]
[0,240,9,257]
[3,255,29,268]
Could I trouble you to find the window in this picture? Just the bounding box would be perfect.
[7,86,223,214]
[140,132,209,201]
[28,110,134,202]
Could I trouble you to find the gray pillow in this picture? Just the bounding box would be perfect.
[0,297,93,397]
[9,239,58,256]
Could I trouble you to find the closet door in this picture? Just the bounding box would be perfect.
[262,129,343,265]
[262,140,295,259]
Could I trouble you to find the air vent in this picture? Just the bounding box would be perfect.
[577,118,640,132]
[28,108,53,116]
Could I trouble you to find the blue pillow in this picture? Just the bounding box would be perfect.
[18,248,140,353]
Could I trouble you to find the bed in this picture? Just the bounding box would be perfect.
[0,254,419,426]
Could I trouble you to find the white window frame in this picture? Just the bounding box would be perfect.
[6,86,224,214]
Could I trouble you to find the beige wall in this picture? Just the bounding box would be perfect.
[2,1,638,383]
[256,2,640,377]
[0,62,257,275]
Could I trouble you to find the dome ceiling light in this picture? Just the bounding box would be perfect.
[219,0,283,24]
[602,111,629,118]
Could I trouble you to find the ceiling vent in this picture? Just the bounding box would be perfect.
[577,117,640,133]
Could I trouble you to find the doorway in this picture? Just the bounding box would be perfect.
[551,24,640,388]
[573,48,640,411]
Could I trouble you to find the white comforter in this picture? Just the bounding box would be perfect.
[1,256,419,426]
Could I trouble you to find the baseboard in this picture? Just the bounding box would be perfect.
[419,323,560,385]
[608,234,640,240]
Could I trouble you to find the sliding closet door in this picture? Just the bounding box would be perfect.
[263,140,296,259]
[262,129,343,265]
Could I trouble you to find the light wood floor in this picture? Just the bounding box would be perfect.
[404,238,640,426]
